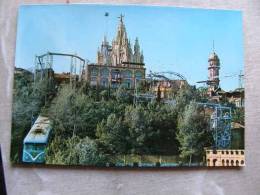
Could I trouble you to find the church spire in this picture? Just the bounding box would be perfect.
[97,14,144,66]
[133,37,141,63]
[115,14,127,46]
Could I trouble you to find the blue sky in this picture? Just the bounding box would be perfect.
[15,4,244,91]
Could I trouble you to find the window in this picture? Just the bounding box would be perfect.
[122,70,132,78]
[213,159,217,166]
[241,151,244,155]
[226,160,229,166]
[236,160,239,166]
[90,67,98,76]
[100,78,108,87]
[111,69,121,80]
[226,151,229,155]
[122,79,132,89]
[241,160,244,165]
[135,71,143,79]
[100,68,109,77]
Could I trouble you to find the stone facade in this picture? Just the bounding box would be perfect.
[87,63,145,89]
[206,149,245,167]
[88,14,145,89]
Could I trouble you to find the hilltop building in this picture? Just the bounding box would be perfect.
[207,50,221,97]
[86,14,145,89]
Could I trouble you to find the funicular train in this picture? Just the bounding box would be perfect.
[22,116,52,163]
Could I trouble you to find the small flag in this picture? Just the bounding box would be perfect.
[105,12,109,17]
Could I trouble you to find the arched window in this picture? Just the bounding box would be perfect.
[222,159,225,166]
[241,151,244,155]
[226,160,229,166]
[213,159,217,166]
[226,151,229,155]
[236,160,239,166]
[122,70,132,78]
[135,71,143,80]
[90,67,98,76]
[100,68,109,78]
[241,160,244,165]
[231,160,234,166]
[111,69,121,80]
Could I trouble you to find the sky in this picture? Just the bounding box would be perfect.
[15,4,244,91]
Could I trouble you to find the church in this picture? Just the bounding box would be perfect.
[86,15,146,89]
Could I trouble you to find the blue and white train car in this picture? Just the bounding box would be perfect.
[22,116,52,163]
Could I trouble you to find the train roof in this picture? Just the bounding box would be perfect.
[23,116,52,144]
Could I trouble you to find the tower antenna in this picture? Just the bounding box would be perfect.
[213,40,215,52]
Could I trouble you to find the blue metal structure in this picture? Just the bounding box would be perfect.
[22,116,52,163]
[198,103,232,149]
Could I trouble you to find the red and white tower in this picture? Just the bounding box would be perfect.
[207,47,220,96]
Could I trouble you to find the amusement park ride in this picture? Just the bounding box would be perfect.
[34,51,86,86]
[133,71,186,105]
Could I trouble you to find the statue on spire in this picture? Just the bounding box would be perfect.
[118,14,124,23]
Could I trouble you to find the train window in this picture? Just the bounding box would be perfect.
[24,144,32,150]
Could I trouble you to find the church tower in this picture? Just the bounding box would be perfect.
[97,36,112,65]
[111,14,132,66]
[207,46,220,96]
[96,14,144,66]
[90,14,145,89]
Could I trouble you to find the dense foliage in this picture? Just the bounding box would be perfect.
[12,72,233,166]
[176,101,212,165]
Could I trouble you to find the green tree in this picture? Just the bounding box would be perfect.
[124,105,157,154]
[96,114,130,154]
[115,84,132,103]
[176,101,212,165]
[175,85,197,113]
[46,135,107,166]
